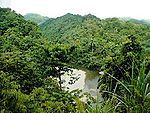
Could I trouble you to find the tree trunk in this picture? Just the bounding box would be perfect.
[58,75,62,90]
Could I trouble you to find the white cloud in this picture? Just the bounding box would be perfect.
[0,0,11,8]
[8,0,150,19]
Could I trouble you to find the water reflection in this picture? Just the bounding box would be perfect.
[61,69,86,91]
[62,69,99,98]
[84,76,99,97]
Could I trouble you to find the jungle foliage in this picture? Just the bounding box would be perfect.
[24,13,49,25]
[40,13,150,70]
[0,8,83,113]
[1,7,150,113]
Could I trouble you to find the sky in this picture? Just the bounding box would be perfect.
[0,0,11,8]
[0,0,150,19]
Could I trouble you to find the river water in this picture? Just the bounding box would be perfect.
[61,69,100,100]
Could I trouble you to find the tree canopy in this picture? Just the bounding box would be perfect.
[0,8,82,113]
[1,7,150,113]
[40,13,150,70]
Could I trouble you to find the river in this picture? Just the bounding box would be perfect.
[61,69,101,101]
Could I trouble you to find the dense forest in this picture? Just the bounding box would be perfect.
[0,8,150,113]
[24,13,49,25]
[40,13,150,70]
[121,17,150,26]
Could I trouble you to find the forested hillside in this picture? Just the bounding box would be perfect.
[24,13,49,25]
[40,14,150,70]
[121,17,150,26]
[1,7,150,113]
[40,14,150,112]
[0,8,84,113]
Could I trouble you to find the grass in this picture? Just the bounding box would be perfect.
[84,62,150,113]
[105,62,150,113]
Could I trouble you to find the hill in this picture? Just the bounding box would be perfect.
[1,8,150,112]
[40,13,84,41]
[120,17,150,26]
[0,8,80,112]
[40,13,150,69]
[24,13,49,24]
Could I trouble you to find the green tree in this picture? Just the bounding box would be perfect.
[98,35,144,98]
[0,8,82,112]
